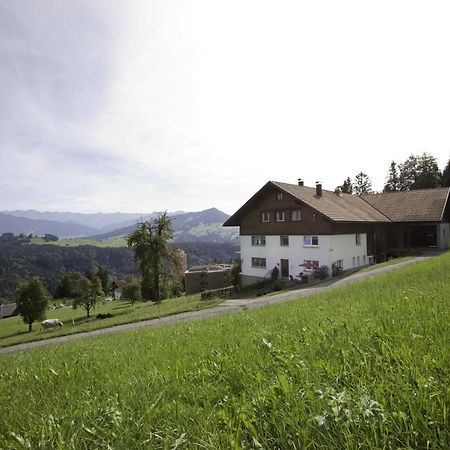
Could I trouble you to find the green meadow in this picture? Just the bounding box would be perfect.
[31,237,128,247]
[0,253,449,449]
[0,295,219,348]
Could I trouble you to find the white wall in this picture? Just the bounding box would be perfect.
[240,233,368,280]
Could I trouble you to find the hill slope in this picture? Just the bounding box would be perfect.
[0,212,98,238]
[0,254,448,448]
[1,210,151,231]
[89,208,238,243]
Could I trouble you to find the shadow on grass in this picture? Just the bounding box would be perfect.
[112,304,132,310]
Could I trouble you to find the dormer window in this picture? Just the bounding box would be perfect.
[276,192,283,200]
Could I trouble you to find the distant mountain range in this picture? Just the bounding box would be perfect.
[0,208,238,243]
[0,212,98,237]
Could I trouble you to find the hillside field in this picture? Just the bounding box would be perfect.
[0,253,449,449]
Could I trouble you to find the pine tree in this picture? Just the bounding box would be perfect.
[442,157,450,187]
[383,161,400,192]
[353,172,373,196]
[398,155,417,190]
[340,177,353,194]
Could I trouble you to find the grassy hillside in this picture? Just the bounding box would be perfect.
[0,295,219,348]
[31,236,128,247]
[0,253,449,449]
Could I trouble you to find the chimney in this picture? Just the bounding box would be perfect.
[334,186,342,196]
[315,181,322,197]
[297,178,304,186]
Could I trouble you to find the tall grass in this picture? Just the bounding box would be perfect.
[0,253,449,449]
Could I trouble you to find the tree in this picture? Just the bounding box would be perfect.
[73,276,104,318]
[414,152,441,189]
[442,157,450,187]
[353,172,373,195]
[15,277,49,332]
[127,212,174,303]
[383,161,400,192]
[398,155,417,190]
[55,271,84,298]
[340,177,353,194]
[95,265,110,296]
[398,152,441,190]
[121,275,141,305]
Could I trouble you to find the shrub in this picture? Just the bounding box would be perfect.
[314,265,330,280]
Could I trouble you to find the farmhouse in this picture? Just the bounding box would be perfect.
[224,180,450,285]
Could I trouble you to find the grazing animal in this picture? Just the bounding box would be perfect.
[41,319,63,330]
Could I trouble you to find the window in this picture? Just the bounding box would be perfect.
[303,235,319,246]
[363,255,366,265]
[355,233,361,245]
[252,257,266,268]
[275,210,285,222]
[276,192,283,200]
[280,235,289,246]
[291,210,302,221]
[251,235,266,246]
[303,260,319,270]
[261,211,270,223]
[352,257,356,267]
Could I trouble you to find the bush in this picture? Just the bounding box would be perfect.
[314,265,330,280]
[332,263,344,277]
[272,281,283,291]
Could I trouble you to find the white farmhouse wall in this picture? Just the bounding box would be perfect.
[240,233,368,282]
[330,233,368,270]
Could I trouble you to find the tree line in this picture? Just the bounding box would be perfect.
[339,152,449,195]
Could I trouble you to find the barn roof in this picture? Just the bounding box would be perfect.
[361,187,450,222]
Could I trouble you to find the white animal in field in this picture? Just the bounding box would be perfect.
[41,319,63,330]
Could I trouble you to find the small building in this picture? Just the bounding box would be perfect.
[184,264,233,295]
[110,280,123,300]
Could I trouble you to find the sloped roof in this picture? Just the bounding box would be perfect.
[361,188,450,222]
[224,181,390,226]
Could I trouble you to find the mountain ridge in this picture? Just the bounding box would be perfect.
[1,208,238,243]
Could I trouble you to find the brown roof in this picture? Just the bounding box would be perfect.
[272,182,390,222]
[362,188,450,222]
[224,181,390,226]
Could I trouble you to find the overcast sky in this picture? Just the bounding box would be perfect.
[1,1,450,214]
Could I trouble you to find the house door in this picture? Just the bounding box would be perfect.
[280,259,289,278]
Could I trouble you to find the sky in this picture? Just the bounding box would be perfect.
[1,0,450,215]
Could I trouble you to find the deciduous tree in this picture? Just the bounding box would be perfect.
[73,276,104,318]
[121,275,141,305]
[15,277,49,332]
[127,212,174,303]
